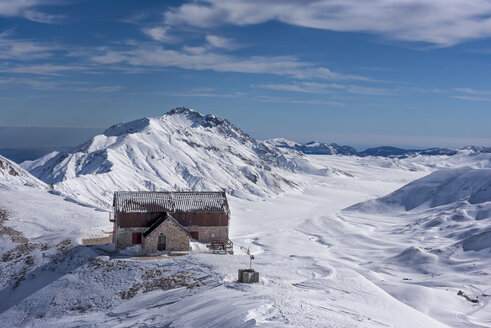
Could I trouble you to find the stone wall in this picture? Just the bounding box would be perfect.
[116,227,147,249]
[186,225,228,242]
[115,218,228,252]
[144,219,190,254]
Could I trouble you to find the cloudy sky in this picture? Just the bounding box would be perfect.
[1,0,491,149]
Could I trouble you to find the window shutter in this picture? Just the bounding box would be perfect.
[132,232,142,244]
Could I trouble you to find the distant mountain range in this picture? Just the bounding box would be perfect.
[267,139,491,157]
[265,139,360,156]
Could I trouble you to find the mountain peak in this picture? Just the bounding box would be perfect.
[166,107,203,119]
[165,107,228,127]
[161,107,252,143]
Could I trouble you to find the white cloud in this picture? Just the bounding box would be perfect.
[258,81,391,95]
[255,95,344,106]
[182,46,207,55]
[90,45,369,81]
[73,86,122,93]
[121,11,149,25]
[0,31,59,60]
[206,35,238,50]
[0,77,59,89]
[23,9,64,24]
[141,26,175,43]
[0,0,65,24]
[452,88,491,101]
[452,95,491,102]
[5,64,88,75]
[164,0,491,46]
[0,77,122,93]
[0,0,40,16]
[158,90,245,98]
[454,88,491,95]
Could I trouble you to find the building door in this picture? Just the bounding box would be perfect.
[190,231,199,240]
[158,235,166,251]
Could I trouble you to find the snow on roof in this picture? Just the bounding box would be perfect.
[113,191,229,213]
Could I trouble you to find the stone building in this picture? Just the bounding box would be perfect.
[111,191,230,254]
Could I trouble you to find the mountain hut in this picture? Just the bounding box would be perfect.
[111,191,231,254]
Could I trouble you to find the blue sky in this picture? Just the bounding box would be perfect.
[1,0,491,149]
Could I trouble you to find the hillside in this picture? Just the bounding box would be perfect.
[0,155,47,189]
[333,165,491,327]
[348,166,491,212]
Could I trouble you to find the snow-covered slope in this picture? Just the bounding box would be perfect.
[0,155,47,189]
[335,165,491,326]
[347,166,491,257]
[24,108,342,208]
[349,167,491,212]
[0,155,109,243]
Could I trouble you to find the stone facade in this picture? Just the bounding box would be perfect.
[143,218,190,254]
[115,226,147,249]
[186,225,228,242]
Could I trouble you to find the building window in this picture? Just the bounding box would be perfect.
[132,232,142,244]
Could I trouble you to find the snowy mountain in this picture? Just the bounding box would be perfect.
[266,138,359,155]
[24,108,343,208]
[359,146,459,157]
[267,140,491,158]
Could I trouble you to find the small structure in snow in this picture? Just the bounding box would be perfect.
[238,269,259,283]
[238,246,259,283]
[111,191,232,255]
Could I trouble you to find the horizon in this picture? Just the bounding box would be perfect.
[0,106,489,163]
[1,1,491,150]
[0,106,490,153]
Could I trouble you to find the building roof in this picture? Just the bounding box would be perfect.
[113,191,229,213]
[143,213,191,238]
